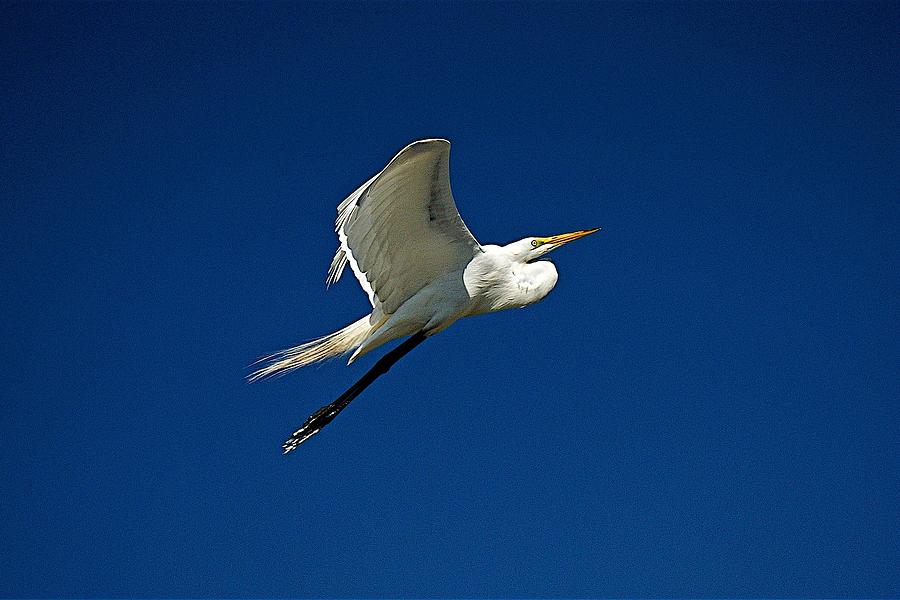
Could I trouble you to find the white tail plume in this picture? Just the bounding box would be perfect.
[248,316,372,382]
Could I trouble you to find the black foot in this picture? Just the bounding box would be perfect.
[282,395,352,453]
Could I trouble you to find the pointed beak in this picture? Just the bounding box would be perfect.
[541,228,600,248]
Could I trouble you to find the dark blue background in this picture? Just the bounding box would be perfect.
[2,2,897,596]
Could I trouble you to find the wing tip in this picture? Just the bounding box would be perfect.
[400,138,450,153]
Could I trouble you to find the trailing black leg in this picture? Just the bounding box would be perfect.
[282,332,428,454]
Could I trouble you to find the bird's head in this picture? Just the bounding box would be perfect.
[512,228,600,262]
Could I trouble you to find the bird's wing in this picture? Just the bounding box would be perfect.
[326,139,482,314]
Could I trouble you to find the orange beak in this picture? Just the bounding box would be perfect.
[539,228,600,247]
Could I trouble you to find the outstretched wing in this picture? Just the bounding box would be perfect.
[327,139,482,315]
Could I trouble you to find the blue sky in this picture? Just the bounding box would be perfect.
[1,2,897,596]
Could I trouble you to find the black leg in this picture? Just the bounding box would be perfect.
[282,331,428,454]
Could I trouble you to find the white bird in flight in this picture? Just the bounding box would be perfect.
[251,139,598,453]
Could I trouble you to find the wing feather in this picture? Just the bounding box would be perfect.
[327,139,481,314]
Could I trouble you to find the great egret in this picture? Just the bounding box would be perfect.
[251,139,598,453]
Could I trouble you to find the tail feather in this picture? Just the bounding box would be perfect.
[248,316,372,382]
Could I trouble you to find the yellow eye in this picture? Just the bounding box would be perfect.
[531,239,541,248]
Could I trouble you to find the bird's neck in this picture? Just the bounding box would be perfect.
[464,247,559,314]
[508,260,559,307]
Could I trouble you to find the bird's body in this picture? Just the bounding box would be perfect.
[251,139,598,452]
